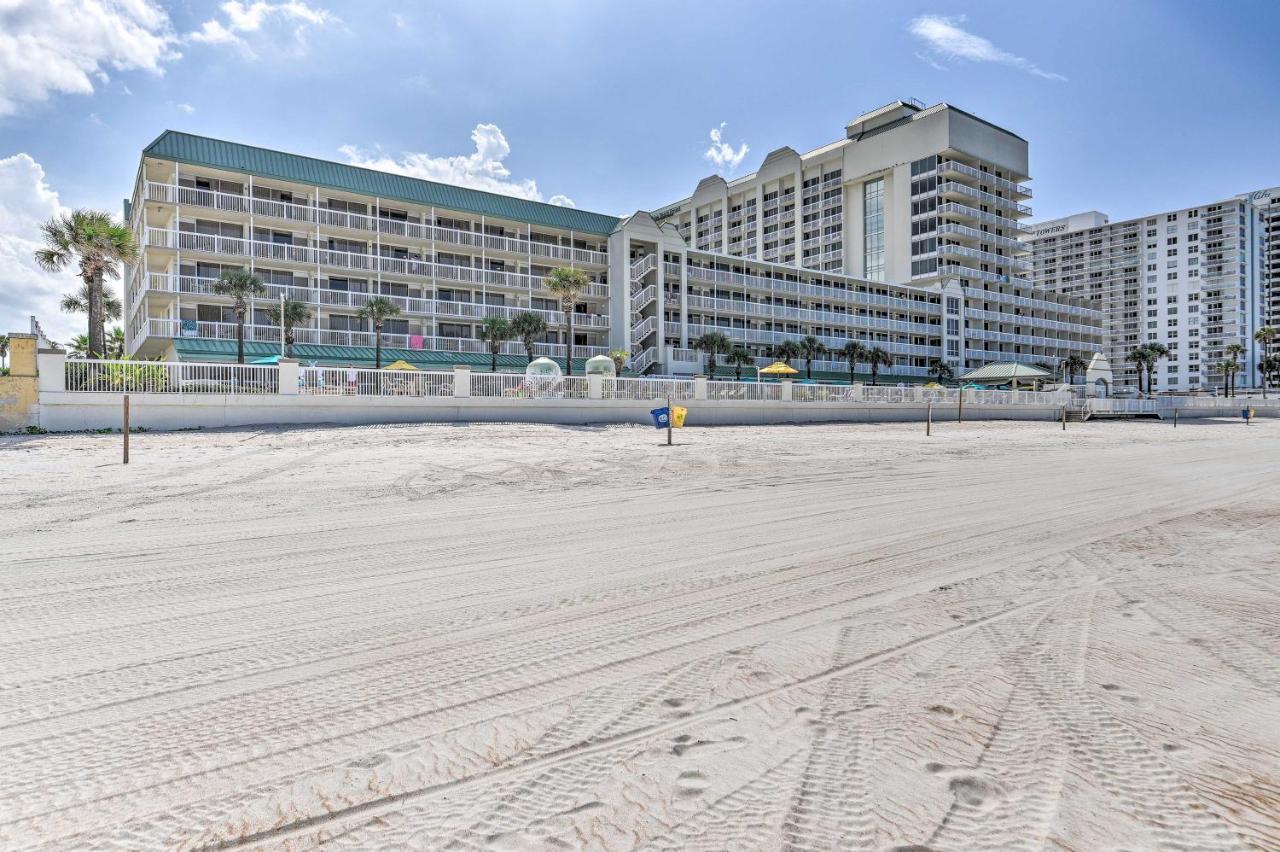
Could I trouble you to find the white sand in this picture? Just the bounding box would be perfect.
[1,419,1278,851]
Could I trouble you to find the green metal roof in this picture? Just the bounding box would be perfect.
[143,130,621,235]
[171,338,594,371]
[959,362,1052,383]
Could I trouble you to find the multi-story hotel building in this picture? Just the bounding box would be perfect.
[1239,187,1279,358]
[125,106,1103,380]
[1028,197,1267,392]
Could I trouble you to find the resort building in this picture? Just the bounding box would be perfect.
[124,111,1103,380]
[1239,187,1279,358]
[1027,197,1268,392]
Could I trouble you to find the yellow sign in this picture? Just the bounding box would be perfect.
[672,405,688,427]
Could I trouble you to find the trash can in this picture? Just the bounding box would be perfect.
[672,405,688,427]
[650,406,670,429]
[1242,408,1251,422]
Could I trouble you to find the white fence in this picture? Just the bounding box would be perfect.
[65,360,279,394]
[297,367,453,397]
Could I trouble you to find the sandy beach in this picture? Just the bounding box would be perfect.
[1,418,1277,850]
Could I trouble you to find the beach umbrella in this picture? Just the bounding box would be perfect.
[250,354,282,365]
[759,361,799,381]
[382,360,419,371]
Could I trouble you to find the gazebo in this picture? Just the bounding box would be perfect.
[959,362,1052,390]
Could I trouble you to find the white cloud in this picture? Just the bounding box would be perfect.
[339,124,574,206]
[0,153,103,345]
[0,0,180,116]
[704,123,749,174]
[177,102,195,114]
[547,195,575,208]
[909,14,1066,81]
[189,1,337,55]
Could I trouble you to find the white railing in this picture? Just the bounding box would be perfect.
[631,285,656,313]
[298,367,453,397]
[707,381,783,401]
[603,377,696,401]
[938,160,1032,197]
[632,315,657,342]
[631,254,656,279]
[630,347,657,374]
[142,229,610,299]
[57,358,1110,410]
[938,181,1032,215]
[142,273,609,327]
[65,360,279,394]
[144,181,609,265]
[143,318,610,359]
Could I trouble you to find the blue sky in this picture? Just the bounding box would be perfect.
[2,0,1278,342]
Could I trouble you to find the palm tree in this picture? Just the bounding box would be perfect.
[67,334,90,358]
[267,297,312,359]
[867,346,892,386]
[1225,342,1247,395]
[211,269,267,364]
[510,311,548,364]
[1259,355,1280,400]
[1126,346,1152,394]
[1144,342,1169,395]
[106,326,126,359]
[1255,327,1276,397]
[927,359,955,384]
[694,330,731,378]
[1217,358,1241,398]
[1061,354,1088,385]
[726,346,754,381]
[34,209,138,359]
[357,296,401,370]
[60,281,123,341]
[609,348,629,376]
[798,335,826,380]
[837,340,867,384]
[0,335,8,371]
[544,267,590,375]
[772,340,801,366]
[479,316,513,373]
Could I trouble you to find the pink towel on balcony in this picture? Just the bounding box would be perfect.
[409,335,424,349]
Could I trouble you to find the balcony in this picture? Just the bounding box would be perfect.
[143,180,608,266]
[938,182,1032,216]
[685,294,940,335]
[937,243,1033,272]
[938,160,1031,198]
[138,273,610,327]
[934,203,1030,234]
[935,223,1028,254]
[137,318,608,358]
[141,228,610,298]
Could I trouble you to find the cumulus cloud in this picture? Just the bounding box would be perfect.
[0,154,99,345]
[189,1,337,55]
[704,123,749,174]
[909,14,1066,81]
[0,0,180,116]
[339,124,574,207]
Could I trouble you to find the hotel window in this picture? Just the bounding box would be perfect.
[863,179,885,282]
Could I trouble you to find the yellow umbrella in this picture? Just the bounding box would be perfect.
[759,361,799,377]
[382,360,420,371]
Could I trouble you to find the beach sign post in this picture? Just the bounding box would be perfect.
[122,394,130,465]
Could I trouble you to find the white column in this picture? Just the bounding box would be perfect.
[278,358,299,395]
[453,364,471,397]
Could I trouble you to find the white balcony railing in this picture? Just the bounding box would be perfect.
[139,274,609,327]
[142,229,609,298]
[144,181,609,265]
[139,318,609,359]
